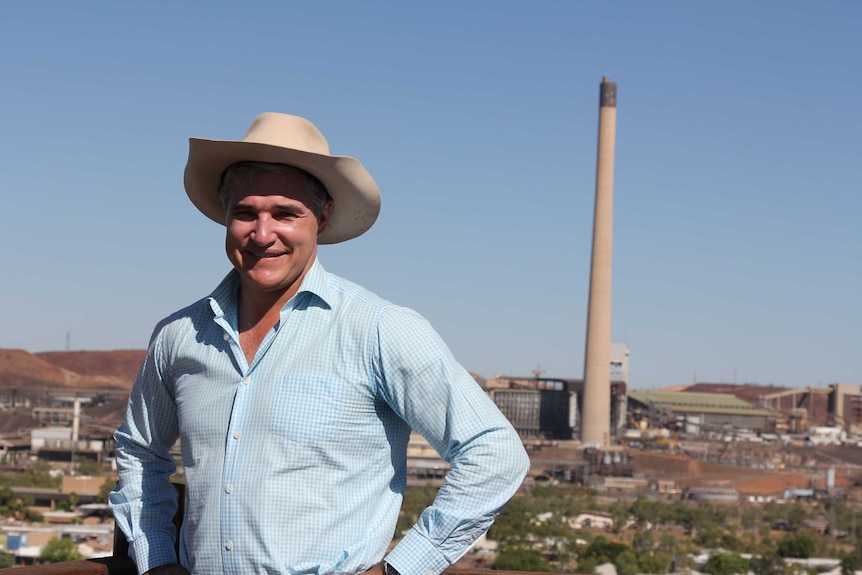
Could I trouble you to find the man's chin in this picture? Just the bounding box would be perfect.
[240,274,298,294]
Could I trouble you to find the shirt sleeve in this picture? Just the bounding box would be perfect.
[373,306,530,575]
[109,325,182,575]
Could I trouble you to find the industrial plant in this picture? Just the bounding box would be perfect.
[1,78,861,570]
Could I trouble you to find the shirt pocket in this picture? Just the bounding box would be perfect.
[270,373,342,443]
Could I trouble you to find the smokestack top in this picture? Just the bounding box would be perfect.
[600,76,617,108]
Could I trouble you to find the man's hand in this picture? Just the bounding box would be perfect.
[363,563,385,575]
[144,564,190,575]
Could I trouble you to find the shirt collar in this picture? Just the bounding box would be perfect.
[296,257,332,308]
[207,258,332,322]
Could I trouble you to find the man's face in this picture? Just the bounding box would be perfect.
[224,169,331,302]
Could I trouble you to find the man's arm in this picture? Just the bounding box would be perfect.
[109,329,183,575]
[374,306,531,575]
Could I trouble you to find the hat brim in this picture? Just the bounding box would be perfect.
[184,138,381,244]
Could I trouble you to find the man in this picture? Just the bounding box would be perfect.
[110,113,530,575]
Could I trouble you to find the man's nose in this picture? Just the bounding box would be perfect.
[251,215,275,244]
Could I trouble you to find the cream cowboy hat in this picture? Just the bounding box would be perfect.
[184,112,381,244]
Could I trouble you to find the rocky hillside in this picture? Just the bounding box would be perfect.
[0,349,145,391]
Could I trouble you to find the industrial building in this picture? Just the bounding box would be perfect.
[828,383,862,433]
[489,342,629,441]
[491,385,574,439]
[489,378,627,441]
[627,389,776,434]
[689,382,862,434]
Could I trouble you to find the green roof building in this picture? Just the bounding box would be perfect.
[628,390,775,434]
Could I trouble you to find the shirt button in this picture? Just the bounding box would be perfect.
[233,431,242,440]
[242,377,250,385]
[225,541,233,550]
[225,485,233,494]
[223,334,229,341]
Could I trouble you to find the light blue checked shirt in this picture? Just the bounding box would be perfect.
[111,259,529,575]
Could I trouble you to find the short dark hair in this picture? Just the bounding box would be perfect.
[218,161,331,218]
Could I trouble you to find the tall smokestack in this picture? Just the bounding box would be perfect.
[581,76,617,447]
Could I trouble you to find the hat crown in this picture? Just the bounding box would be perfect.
[243,112,331,156]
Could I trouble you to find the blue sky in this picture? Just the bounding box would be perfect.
[1,1,859,389]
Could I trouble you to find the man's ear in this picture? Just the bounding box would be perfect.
[317,199,334,236]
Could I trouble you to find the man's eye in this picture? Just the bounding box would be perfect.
[231,210,256,220]
[275,211,299,220]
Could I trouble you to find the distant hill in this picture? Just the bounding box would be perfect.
[2,349,484,395]
[0,349,145,391]
[36,350,145,385]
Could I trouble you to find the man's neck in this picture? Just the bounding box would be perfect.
[237,284,294,330]
[236,285,296,365]
[236,256,318,328]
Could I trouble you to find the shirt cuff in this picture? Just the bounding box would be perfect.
[128,532,178,575]
[385,527,450,575]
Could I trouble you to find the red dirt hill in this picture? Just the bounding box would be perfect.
[36,350,145,385]
[0,349,145,391]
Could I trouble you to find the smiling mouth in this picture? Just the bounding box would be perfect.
[246,250,286,259]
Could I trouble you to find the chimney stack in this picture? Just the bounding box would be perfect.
[581,76,617,447]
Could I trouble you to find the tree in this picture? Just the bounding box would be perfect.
[742,506,762,529]
[582,536,630,564]
[704,552,750,575]
[55,492,80,512]
[658,532,679,555]
[14,460,59,489]
[487,495,533,547]
[694,527,724,549]
[669,501,698,535]
[576,557,599,575]
[633,529,655,553]
[97,477,118,505]
[785,505,809,531]
[0,552,14,569]
[689,502,728,539]
[631,496,662,527]
[74,456,103,477]
[0,486,42,521]
[396,486,439,537]
[719,532,746,553]
[750,552,786,575]
[777,535,816,559]
[639,552,673,575]
[607,503,630,534]
[40,538,83,563]
[615,550,640,575]
[492,549,553,572]
[841,552,861,575]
